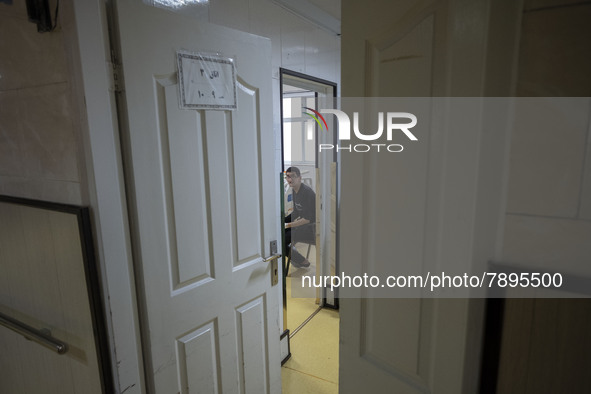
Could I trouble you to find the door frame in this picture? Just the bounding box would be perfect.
[71,1,146,392]
[279,68,340,309]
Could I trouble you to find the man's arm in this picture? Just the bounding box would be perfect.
[285,217,310,228]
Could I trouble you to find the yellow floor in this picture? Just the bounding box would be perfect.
[283,252,339,394]
[282,307,339,393]
[285,242,320,327]
[285,274,319,330]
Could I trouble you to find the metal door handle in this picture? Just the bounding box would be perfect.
[263,254,281,263]
[263,254,281,286]
[0,311,68,355]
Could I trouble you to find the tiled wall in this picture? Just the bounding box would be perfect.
[502,0,591,272]
[208,0,340,82]
[0,0,84,205]
[207,0,341,175]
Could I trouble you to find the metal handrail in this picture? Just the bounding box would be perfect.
[0,311,68,355]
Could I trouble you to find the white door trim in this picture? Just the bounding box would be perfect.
[72,1,145,393]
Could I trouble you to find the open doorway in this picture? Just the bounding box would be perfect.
[279,68,339,393]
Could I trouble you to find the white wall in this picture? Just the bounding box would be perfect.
[0,1,113,392]
[205,0,341,178]
[209,0,341,82]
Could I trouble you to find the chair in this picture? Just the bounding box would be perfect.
[285,241,315,275]
[284,221,316,275]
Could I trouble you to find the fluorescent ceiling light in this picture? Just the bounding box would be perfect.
[152,0,208,9]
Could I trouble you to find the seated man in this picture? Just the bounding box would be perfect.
[284,166,315,268]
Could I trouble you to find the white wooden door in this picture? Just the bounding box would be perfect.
[115,2,281,393]
[339,0,516,393]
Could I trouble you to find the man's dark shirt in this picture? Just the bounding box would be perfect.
[286,183,316,238]
[292,183,315,223]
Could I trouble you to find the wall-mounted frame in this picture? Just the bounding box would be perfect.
[0,195,113,393]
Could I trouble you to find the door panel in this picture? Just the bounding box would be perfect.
[115,2,280,392]
[232,81,264,265]
[157,78,213,289]
[361,299,421,377]
[340,3,443,392]
[236,296,269,394]
[176,321,220,393]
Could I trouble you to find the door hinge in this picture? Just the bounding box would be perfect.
[110,62,123,94]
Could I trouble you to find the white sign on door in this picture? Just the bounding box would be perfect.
[177,50,237,110]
